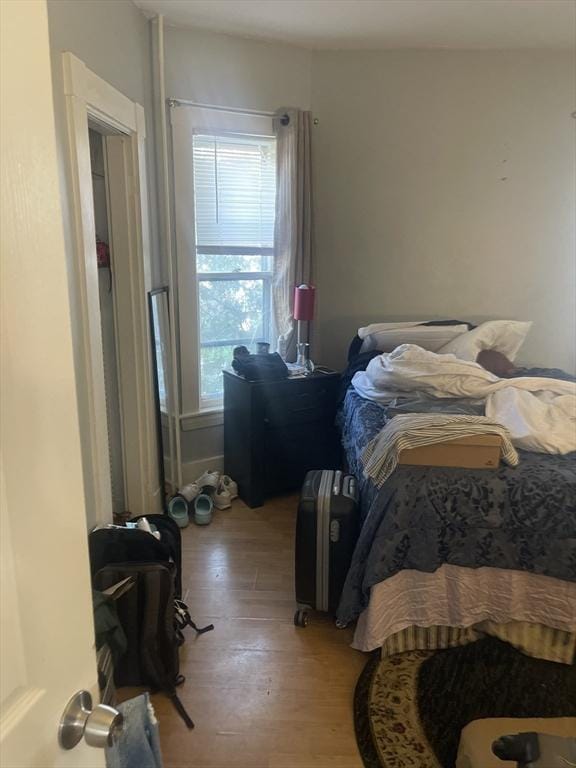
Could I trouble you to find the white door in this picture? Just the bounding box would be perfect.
[0,2,104,766]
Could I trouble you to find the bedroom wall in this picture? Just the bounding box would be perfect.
[311,49,576,373]
[162,25,312,473]
[164,25,312,112]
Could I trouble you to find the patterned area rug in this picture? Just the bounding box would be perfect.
[354,638,576,768]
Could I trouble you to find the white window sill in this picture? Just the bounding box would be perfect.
[180,407,224,432]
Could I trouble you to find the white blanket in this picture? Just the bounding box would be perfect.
[352,344,576,454]
[352,565,576,654]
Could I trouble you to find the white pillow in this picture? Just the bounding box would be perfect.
[359,323,469,353]
[437,320,532,362]
[359,322,424,338]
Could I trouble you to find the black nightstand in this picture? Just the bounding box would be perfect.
[223,369,341,508]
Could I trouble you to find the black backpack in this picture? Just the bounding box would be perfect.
[131,514,184,598]
[89,516,213,729]
[90,515,182,595]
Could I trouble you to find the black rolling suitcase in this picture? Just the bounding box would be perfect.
[294,469,359,627]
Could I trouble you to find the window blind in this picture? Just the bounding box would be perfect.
[192,134,276,250]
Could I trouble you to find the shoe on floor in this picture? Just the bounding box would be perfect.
[214,486,232,510]
[220,475,238,499]
[168,496,190,528]
[219,475,238,500]
[179,482,200,503]
[194,493,213,525]
[196,470,220,493]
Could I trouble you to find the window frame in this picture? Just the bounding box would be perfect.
[197,265,274,409]
[171,105,276,417]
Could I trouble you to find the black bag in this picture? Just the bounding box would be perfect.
[89,527,171,577]
[89,518,213,728]
[90,514,183,598]
[131,514,183,598]
[231,351,289,381]
[294,470,359,627]
[93,562,195,728]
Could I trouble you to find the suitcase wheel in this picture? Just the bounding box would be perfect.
[294,609,309,628]
[335,619,348,630]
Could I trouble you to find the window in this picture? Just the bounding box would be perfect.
[192,133,276,405]
[171,106,277,417]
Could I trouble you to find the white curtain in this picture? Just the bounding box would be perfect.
[272,108,314,362]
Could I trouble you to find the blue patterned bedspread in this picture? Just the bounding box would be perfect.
[336,387,576,625]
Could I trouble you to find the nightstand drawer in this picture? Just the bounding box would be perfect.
[263,383,336,427]
[263,422,339,492]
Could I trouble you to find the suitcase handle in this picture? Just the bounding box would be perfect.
[333,471,342,496]
[342,475,357,500]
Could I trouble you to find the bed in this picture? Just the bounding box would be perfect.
[335,341,576,663]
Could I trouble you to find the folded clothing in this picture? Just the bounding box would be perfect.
[362,412,519,487]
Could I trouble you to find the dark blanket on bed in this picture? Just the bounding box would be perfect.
[336,367,576,625]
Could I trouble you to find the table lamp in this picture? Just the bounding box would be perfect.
[293,283,316,347]
[293,284,316,373]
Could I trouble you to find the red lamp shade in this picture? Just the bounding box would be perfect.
[293,284,315,321]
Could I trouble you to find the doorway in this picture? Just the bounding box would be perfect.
[63,52,160,526]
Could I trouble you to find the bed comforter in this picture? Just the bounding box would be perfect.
[336,385,576,626]
[352,345,576,454]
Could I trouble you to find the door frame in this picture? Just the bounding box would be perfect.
[62,52,159,521]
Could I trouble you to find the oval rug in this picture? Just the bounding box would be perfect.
[354,650,440,768]
[354,638,576,768]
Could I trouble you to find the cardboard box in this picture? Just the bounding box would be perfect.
[398,434,502,470]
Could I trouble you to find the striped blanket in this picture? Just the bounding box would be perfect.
[379,622,576,665]
[362,413,519,487]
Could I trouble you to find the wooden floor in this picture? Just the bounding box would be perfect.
[150,493,367,768]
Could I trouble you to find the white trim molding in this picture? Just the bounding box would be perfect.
[183,456,224,484]
[63,53,140,134]
[62,52,160,519]
[163,456,224,487]
[180,409,224,432]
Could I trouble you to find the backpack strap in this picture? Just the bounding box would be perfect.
[168,691,194,729]
[174,599,214,635]
[138,568,196,728]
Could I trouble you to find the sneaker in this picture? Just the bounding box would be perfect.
[214,487,232,510]
[219,475,238,500]
[193,493,213,525]
[179,483,200,503]
[195,470,220,494]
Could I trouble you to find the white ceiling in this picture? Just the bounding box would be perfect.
[133,0,576,50]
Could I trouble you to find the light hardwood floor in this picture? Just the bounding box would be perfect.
[151,493,367,768]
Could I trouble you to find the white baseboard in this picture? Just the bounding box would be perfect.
[163,455,224,489]
[181,455,224,485]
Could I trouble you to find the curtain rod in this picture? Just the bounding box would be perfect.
[167,97,277,119]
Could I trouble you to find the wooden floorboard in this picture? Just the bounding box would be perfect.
[152,493,366,768]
